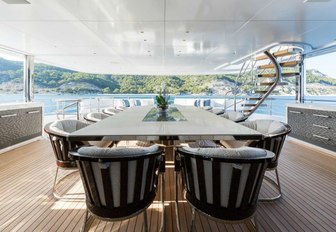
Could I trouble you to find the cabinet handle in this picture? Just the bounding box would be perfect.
[313,114,330,118]
[313,124,329,129]
[313,134,330,141]
[289,110,302,114]
[0,113,17,118]
[27,110,40,114]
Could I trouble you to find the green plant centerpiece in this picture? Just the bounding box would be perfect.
[156,92,170,111]
[156,81,170,112]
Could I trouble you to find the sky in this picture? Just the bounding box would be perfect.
[305,52,336,78]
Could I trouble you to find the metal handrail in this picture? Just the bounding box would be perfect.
[245,51,281,116]
[55,99,81,120]
[226,98,245,112]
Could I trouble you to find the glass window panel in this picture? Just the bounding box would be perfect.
[305,52,336,105]
[0,50,24,104]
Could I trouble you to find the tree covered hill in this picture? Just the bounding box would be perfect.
[0,58,237,94]
[1,57,336,95]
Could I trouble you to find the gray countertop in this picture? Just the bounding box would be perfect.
[0,102,43,111]
[286,103,336,111]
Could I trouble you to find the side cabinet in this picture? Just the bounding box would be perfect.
[0,106,42,149]
[287,106,336,152]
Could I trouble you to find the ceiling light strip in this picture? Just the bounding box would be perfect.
[163,0,167,64]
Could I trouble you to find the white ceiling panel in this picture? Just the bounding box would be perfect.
[1,0,336,75]
[83,22,164,54]
[54,0,164,21]
[255,0,336,20]
[234,20,336,49]
[0,0,77,21]
[166,0,272,21]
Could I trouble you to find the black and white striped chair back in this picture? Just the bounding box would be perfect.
[177,147,274,221]
[71,145,163,219]
[44,120,88,167]
[242,120,291,169]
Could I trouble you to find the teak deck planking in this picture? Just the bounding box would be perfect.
[0,138,335,232]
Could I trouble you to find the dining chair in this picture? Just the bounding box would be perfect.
[176,146,274,231]
[44,119,89,199]
[70,145,164,232]
[83,112,110,123]
[45,119,114,198]
[220,119,291,201]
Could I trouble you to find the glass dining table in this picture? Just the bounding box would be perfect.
[68,105,263,142]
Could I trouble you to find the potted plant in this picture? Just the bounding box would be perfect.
[156,92,170,112]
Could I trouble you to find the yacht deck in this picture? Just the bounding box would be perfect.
[0,138,335,232]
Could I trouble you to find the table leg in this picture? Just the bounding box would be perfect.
[175,171,181,232]
[160,173,165,232]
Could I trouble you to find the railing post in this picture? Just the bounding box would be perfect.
[297,55,305,103]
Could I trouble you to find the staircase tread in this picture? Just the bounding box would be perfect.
[258,61,300,69]
[255,48,301,60]
[258,72,300,77]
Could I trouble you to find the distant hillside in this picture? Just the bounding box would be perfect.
[1,57,336,95]
[0,58,22,72]
[0,58,236,94]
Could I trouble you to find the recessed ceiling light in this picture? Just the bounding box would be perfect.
[303,0,330,2]
[1,0,30,4]
[140,31,144,34]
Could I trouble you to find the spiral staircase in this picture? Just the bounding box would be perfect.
[232,46,303,118]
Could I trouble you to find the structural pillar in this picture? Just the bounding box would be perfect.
[24,55,35,102]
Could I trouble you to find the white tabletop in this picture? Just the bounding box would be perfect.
[69,105,263,141]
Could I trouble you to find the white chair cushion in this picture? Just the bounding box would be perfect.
[241,119,286,135]
[221,111,246,122]
[103,107,120,115]
[50,119,89,135]
[86,112,109,121]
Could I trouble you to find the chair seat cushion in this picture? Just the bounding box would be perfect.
[186,140,219,148]
[179,146,274,159]
[219,140,249,148]
[77,144,160,158]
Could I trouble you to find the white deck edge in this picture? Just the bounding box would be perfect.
[287,136,336,158]
[0,136,44,155]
